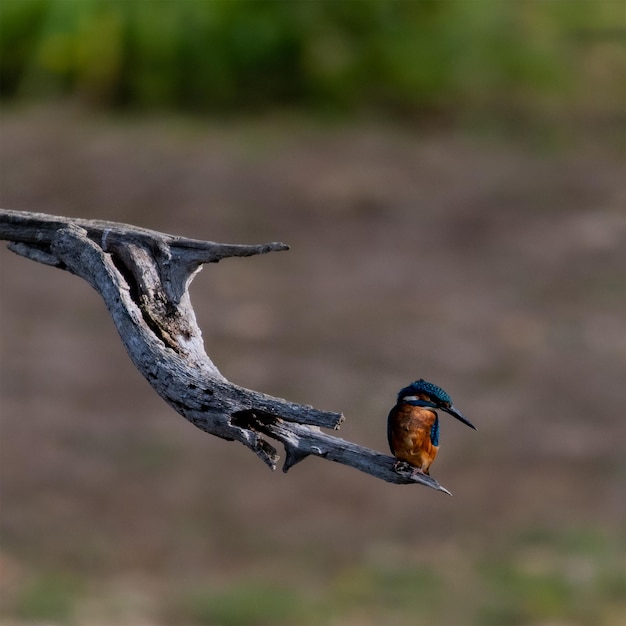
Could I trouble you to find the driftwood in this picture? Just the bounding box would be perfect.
[0,209,452,494]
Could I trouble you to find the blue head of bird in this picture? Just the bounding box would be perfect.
[397,379,476,430]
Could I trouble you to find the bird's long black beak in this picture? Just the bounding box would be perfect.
[443,405,476,430]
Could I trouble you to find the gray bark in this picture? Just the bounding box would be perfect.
[0,209,451,494]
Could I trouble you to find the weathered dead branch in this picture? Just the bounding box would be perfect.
[0,209,451,494]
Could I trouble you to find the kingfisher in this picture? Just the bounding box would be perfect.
[388,379,476,475]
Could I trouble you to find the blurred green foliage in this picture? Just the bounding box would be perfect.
[171,582,321,626]
[476,527,626,626]
[3,529,622,626]
[1,0,623,118]
[7,572,82,624]
[158,526,624,626]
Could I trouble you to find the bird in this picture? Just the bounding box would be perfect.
[387,379,476,475]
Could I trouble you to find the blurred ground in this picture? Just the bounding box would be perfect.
[0,106,624,625]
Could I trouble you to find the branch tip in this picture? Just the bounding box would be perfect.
[282,447,310,472]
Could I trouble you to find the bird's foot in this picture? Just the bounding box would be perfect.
[393,460,429,476]
[393,460,415,473]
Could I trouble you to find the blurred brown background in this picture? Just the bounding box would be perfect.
[1,2,624,625]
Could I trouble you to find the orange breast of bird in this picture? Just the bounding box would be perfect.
[388,404,439,474]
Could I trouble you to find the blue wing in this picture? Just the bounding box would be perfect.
[430,415,440,447]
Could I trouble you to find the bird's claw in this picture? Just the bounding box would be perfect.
[393,460,414,473]
[392,460,429,476]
